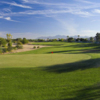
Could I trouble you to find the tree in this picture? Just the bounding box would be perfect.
[80,38,85,42]
[78,35,80,38]
[67,36,69,38]
[16,41,23,49]
[6,34,12,42]
[52,39,57,42]
[77,35,80,42]
[67,36,69,42]
[68,37,75,42]
[16,38,22,42]
[76,38,80,42]
[37,39,45,42]
[90,37,94,42]
[83,38,88,42]
[6,34,13,49]
[22,38,28,44]
[59,38,64,42]
[96,33,100,43]
[0,37,7,47]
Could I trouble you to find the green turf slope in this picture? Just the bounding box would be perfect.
[0,42,100,100]
[0,54,90,68]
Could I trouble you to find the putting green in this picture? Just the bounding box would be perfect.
[0,54,91,68]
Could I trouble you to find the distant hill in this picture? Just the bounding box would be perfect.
[37,35,89,39]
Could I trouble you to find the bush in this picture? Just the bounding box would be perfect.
[22,38,28,44]
[8,42,12,47]
[16,45,23,49]
[7,47,13,52]
[2,48,7,53]
[33,46,36,49]
[13,47,17,50]
[0,48,2,54]
[17,41,22,45]
[0,37,7,47]
[68,37,75,42]
[37,46,40,48]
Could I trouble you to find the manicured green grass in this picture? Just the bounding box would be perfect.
[11,42,100,54]
[0,54,90,68]
[0,42,100,100]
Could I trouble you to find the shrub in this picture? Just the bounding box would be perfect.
[7,47,13,52]
[68,37,75,42]
[13,47,17,50]
[33,46,36,49]
[0,37,7,47]
[16,45,23,49]
[37,46,40,48]
[2,48,7,53]
[17,41,22,45]
[8,42,12,47]
[22,38,29,44]
[0,48,2,54]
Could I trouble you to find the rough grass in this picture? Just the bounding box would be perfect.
[0,42,100,100]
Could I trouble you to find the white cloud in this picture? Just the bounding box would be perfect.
[0,0,96,18]
[0,16,3,18]
[3,8,12,12]
[21,0,100,17]
[75,0,93,4]
[22,0,65,5]
[2,1,32,9]
[0,16,19,22]
[0,0,99,23]
[5,17,11,21]
[93,9,100,13]
[1,9,91,18]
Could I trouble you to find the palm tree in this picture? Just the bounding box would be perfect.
[6,33,12,40]
[67,36,69,39]
[78,35,80,38]
[67,36,69,42]
[6,34,12,47]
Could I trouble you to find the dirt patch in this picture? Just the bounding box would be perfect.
[4,44,50,54]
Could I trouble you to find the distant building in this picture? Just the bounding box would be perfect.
[96,33,100,43]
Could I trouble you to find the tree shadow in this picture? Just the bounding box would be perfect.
[47,50,81,54]
[47,49,100,54]
[62,43,99,48]
[59,83,100,100]
[43,58,100,73]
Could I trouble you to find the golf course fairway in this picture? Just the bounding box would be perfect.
[0,54,91,68]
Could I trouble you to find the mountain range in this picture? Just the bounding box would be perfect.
[37,35,90,39]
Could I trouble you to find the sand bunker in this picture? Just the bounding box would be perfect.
[4,44,49,54]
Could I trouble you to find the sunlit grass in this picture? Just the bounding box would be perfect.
[11,42,100,54]
[0,54,90,68]
[0,42,100,100]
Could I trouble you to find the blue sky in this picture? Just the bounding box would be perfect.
[0,0,100,39]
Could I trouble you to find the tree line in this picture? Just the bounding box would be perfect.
[27,36,94,42]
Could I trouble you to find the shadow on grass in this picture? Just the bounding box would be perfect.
[47,49,100,54]
[43,58,100,73]
[59,83,100,100]
[62,43,99,48]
